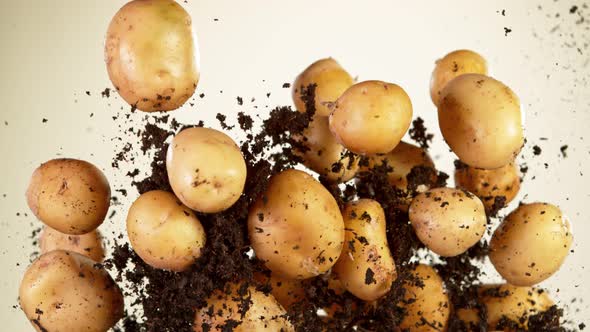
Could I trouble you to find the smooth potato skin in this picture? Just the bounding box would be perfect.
[19,251,124,332]
[254,272,305,309]
[489,203,572,286]
[167,127,246,213]
[40,226,104,262]
[248,169,345,279]
[26,159,111,235]
[455,162,520,211]
[105,0,200,112]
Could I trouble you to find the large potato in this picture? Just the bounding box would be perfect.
[40,226,104,262]
[248,169,345,279]
[333,199,396,301]
[167,127,247,213]
[105,0,200,112]
[455,162,520,211]
[126,190,206,271]
[489,203,573,286]
[19,250,124,332]
[26,158,111,235]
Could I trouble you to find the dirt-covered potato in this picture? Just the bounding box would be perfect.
[292,58,354,117]
[19,250,123,332]
[254,272,306,309]
[329,80,413,155]
[248,169,345,279]
[333,199,396,301]
[105,0,200,112]
[399,264,450,332]
[126,190,206,271]
[167,127,247,213]
[194,283,294,332]
[455,162,520,211]
[489,203,573,286]
[26,158,111,235]
[293,115,359,182]
[409,187,486,257]
[438,74,524,169]
[40,226,104,262]
[430,49,487,107]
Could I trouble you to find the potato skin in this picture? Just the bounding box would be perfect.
[438,74,524,169]
[409,187,486,257]
[333,199,396,301]
[292,58,354,117]
[19,250,124,332]
[455,162,520,211]
[329,80,413,155]
[26,158,111,235]
[167,127,247,213]
[105,0,200,112]
[254,272,306,309]
[126,190,206,271]
[248,169,345,279]
[40,226,104,262]
[489,203,572,286]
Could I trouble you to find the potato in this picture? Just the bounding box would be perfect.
[292,58,354,117]
[19,250,123,332]
[399,264,450,332]
[438,74,524,169]
[26,158,111,235]
[333,199,396,301]
[489,203,573,286]
[329,80,413,155]
[293,115,359,182]
[455,162,520,211]
[40,226,104,262]
[409,187,486,257]
[194,283,294,332]
[167,127,247,213]
[105,0,200,112]
[254,272,306,309]
[430,50,487,107]
[248,169,345,279]
[126,190,206,271]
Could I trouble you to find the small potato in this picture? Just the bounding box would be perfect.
[455,162,520,211]
[40,226,104,262]
[399,264,450,332]
[254,272,306,309]
[105,0,200,112]
[409,187,486,257]
[126,190,206,271]
[19,250,123,332]
[194,283,294,332]
[293,115,359,182]
[489,203,573,286]
[292,58,354,117]
[329,80,413,155]
[438,74,524,169]
[26,158,111,235]
[333,199,396,301]
[248,169,345,279]
[167,127,247,213]
[430,49,488,107]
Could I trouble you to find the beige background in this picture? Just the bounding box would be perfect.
[1,0,588,330]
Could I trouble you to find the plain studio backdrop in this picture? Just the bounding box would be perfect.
[1,0,589,330]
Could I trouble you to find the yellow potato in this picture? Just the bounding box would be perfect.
[333,199,396,301]
[26,158,111,235]
[409,187,486,257]
[438,74,524,169]
[430,50,488,107]
[489,203,573,286]
[19,250,123,332]
[167,127,247,213]
[248,169,345,279]
[126,190,206,271]
[329,80,413,155]
[293,115,359,182]
[194,283,294,332]
[399,264,450,332]
[40,226,104,262]
[292,58,354,117]
[105,0,200,112]
[455,162,520,211]
[254,272,306,309]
